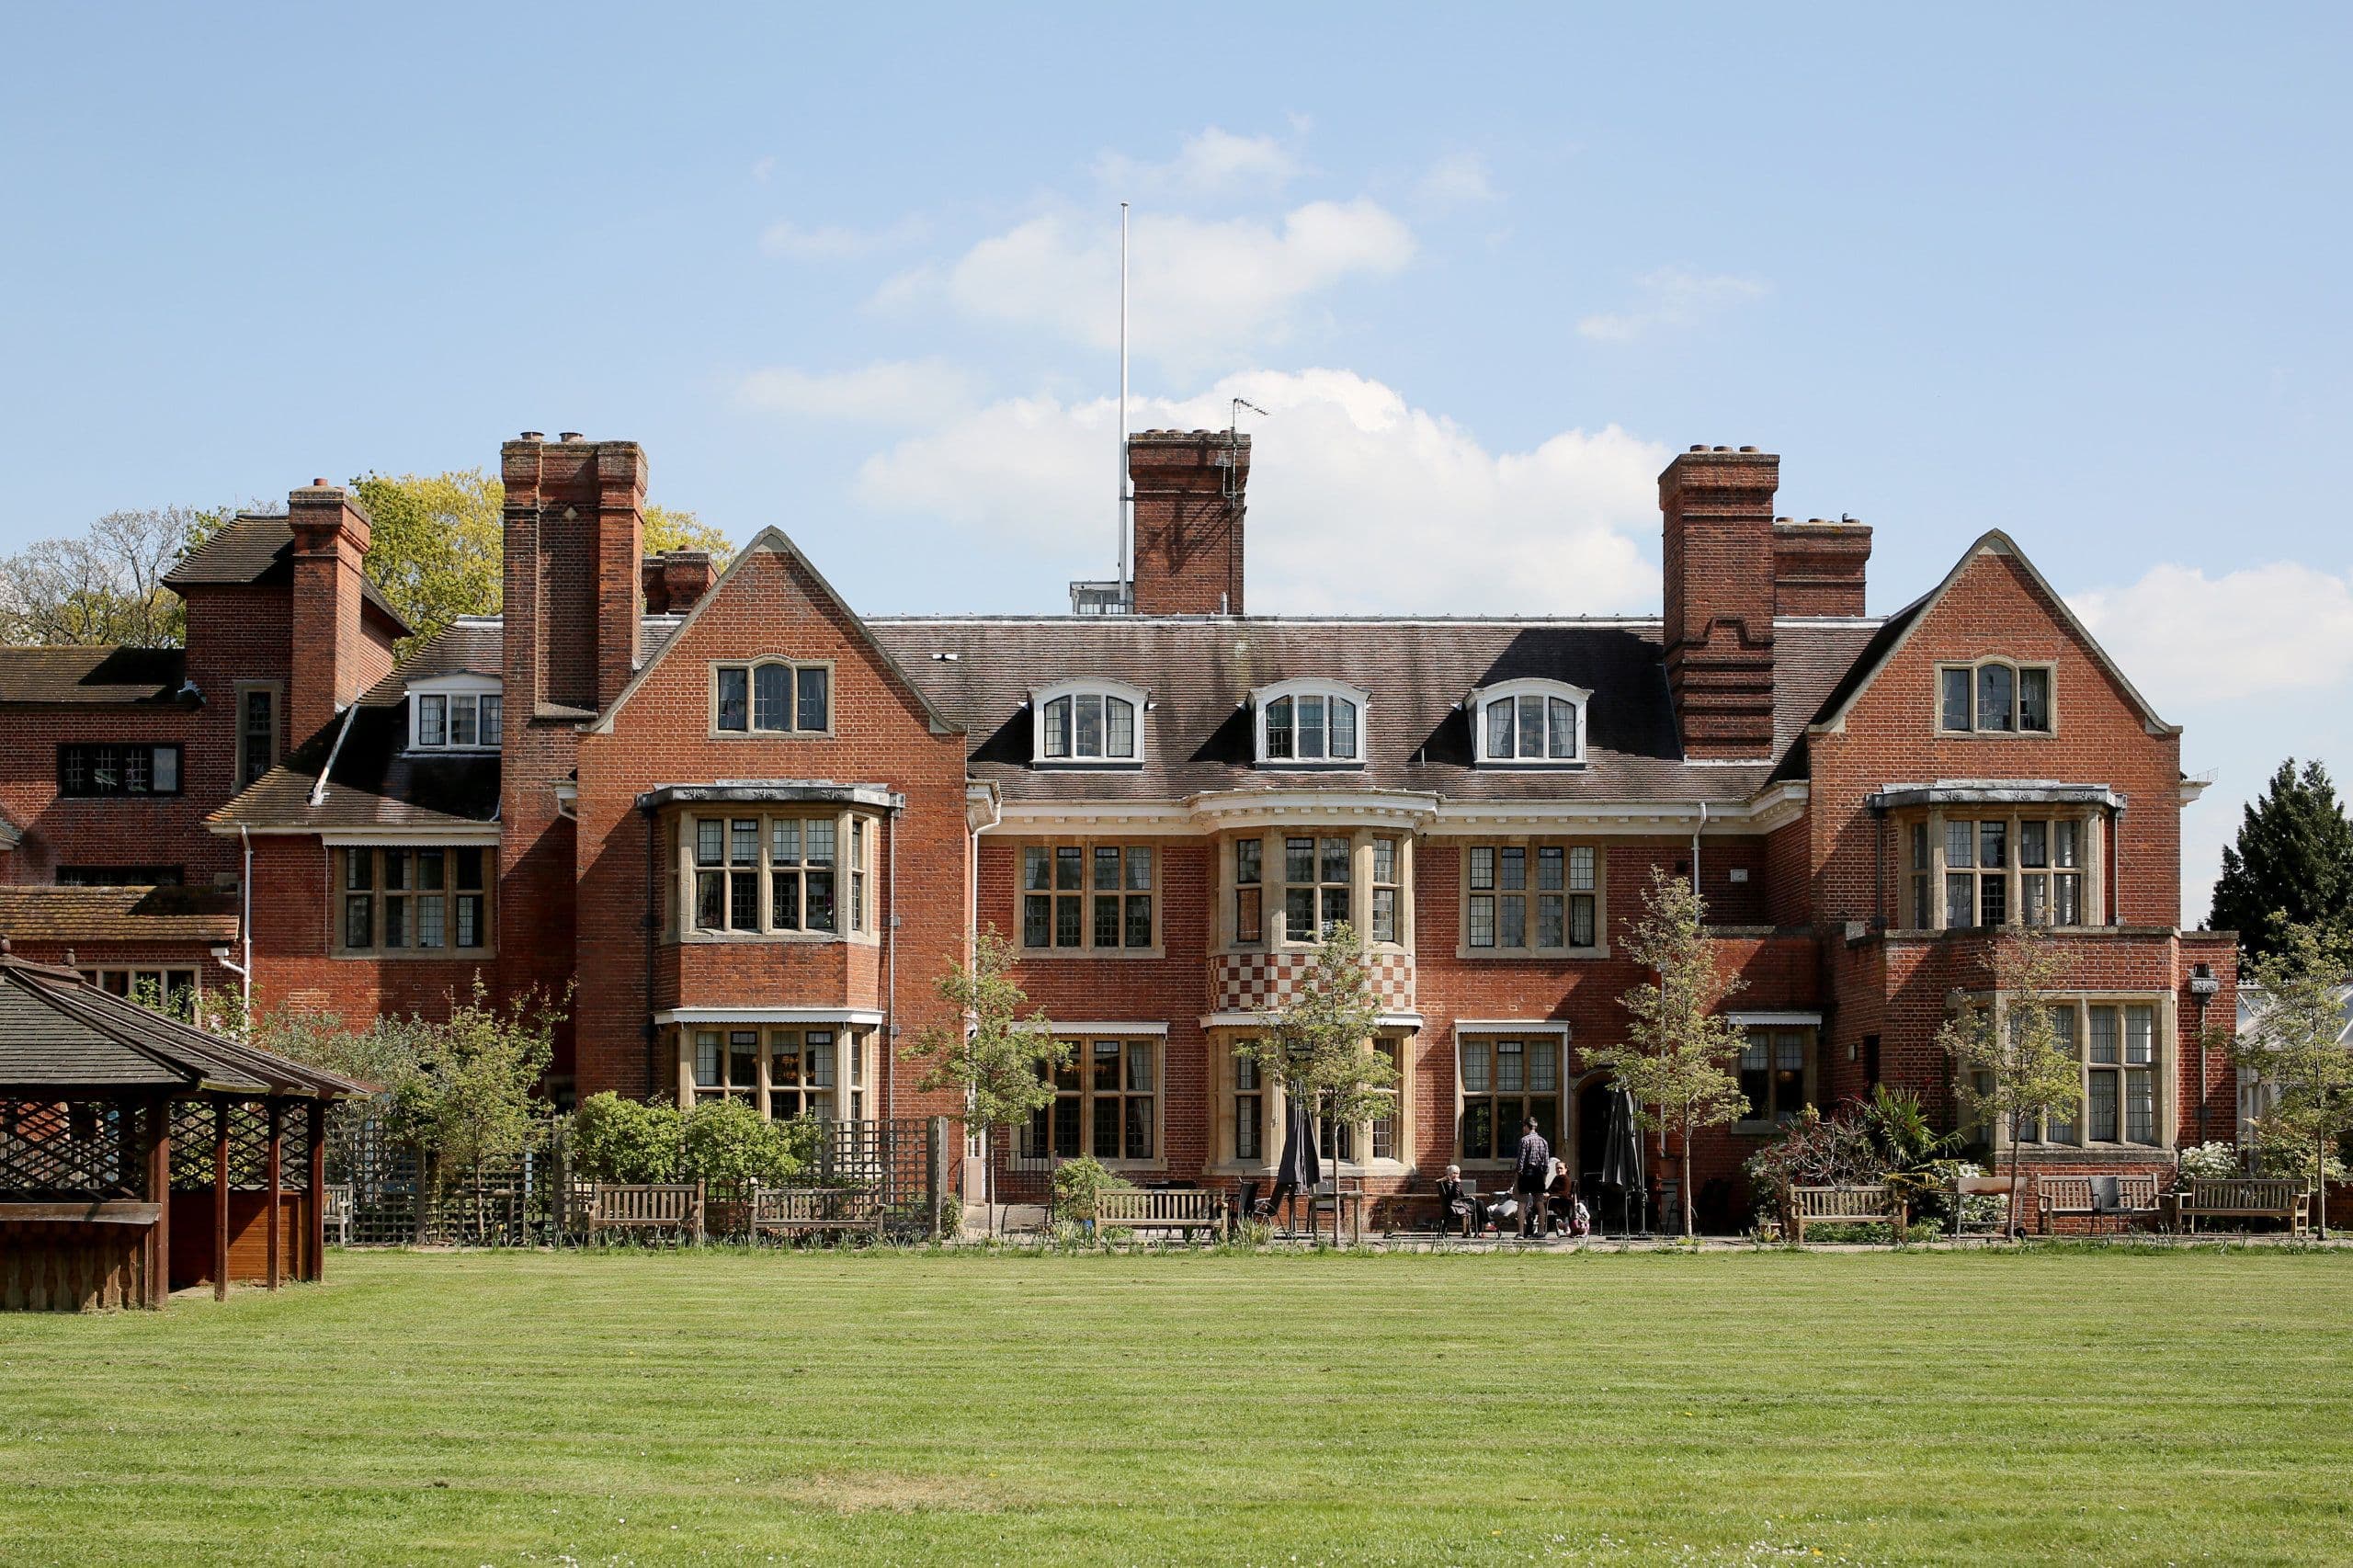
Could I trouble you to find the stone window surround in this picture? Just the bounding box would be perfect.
[666,1017,876,1120]
[1952,989,2179,1154]
[1935,657,2057,737]
[332,842,496,958]
[669,805,880,945]
[1450,1022,1572,1175]
[1213,825,1415,956]
[233,678,284,785]
[1011,1025,1169,1174]
[1874,786,2115,935]
[1208,1024,1416,1178]
[1453,835,1610,960]
[708,656,835,739]
[1012,837,1163,959]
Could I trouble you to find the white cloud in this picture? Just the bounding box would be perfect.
[759,215,929,261]
[2075,561,2353,707]
[1415,152,1500,209]
[750,155,776,183]
[853,369,1665,614]
[885,200,1415,372]
[1576,267,1768,342]
[1094,127,1302,197]
[736,359,978,425]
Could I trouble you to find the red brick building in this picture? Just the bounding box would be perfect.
[0,430,2236,1226]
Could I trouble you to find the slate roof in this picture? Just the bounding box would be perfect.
[0,885,240,946]
[0,645,191,706]
[864,616,1882,804]
[210,616,686,831]
[0,953,368,1096]
[163,511,412,634]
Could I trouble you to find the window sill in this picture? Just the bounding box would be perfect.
[1015,947,1168,962]
[1454,945,1611,961]
[335,949,496,961]
[1934,729,2056,740]
[679,930,863,946]
[706,729,837,741]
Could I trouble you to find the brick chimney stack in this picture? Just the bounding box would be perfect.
[642,551,715,616]
[1129,429,1246,615]
[1661,447,1779,759]
[285,480,374,740]
[501,435,645,716]
[1771,517,1871,618]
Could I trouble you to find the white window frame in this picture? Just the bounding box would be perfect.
[1031,678,1147,765]
[406,674,504,754]
[677,1023,872,1121]
[1252,678,1370,767]
[1469,678,1590,767]
[1935,659,2056,736]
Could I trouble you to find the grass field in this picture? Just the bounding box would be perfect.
[3,1247,2350,1566]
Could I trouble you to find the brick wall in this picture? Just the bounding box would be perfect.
[1129,431,1246,616]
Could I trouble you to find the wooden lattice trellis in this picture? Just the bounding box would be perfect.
[168,1098,313,1192]
[0,1097,152,1199]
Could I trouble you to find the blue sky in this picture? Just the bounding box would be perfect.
[4,4,2348,917]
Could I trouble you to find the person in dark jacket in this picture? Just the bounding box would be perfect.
[1437,1164,1483,1237]
[1513,1118,1552,1238]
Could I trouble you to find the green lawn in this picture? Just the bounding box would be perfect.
[3,1248,2349,1566]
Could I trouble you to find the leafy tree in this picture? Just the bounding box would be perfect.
[1236,921,1394,1243]
[678,1098,813,1187]
[904,926,1070,1232]
[643,505,733,560]
[348,471,505,653]
[1938,926,2078,1237]
[2234,920,2353,1235]
[388,981,559,1178]
[1585,869,1751,1237]
[569,1092,686,1183]
[2210,760,2353,961]
[0,506,217,646]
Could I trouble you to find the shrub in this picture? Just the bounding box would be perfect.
[568,1093,685,1183]
[2181,1137,2349,1184]
[1050,1154,1129,1222]
[2178,1141,2242,1181]
[679,1099,808,1187]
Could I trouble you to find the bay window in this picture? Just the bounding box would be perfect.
[1915,812,2091,930]
[1284,835,1351,941]
[684,1026,869,1120]
[680,810,873,937]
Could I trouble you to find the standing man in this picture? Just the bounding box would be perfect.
[1514,1117,1552,1239]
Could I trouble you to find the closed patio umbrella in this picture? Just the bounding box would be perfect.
[1598,1087,1649,1237]
[1267,1091,1320,1233]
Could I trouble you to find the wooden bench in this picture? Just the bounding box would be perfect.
[750,1184,887,1241]
[2173,1177,2312,1237]
[585,1180,705,1244]
[324,1182,353,1247]
[1091,1187,1223,1242]
[2037,1174,2161,1234]
[1949,1173,2029,1239]
[1786,1185,1904,1244]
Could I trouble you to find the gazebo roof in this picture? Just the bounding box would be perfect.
[0,951,367,1099]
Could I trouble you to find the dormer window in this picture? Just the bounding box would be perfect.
[408,675,503,752]
[1254,679,1368,767]
[1471,679,1588,766]
[1033,679,1145,764]
[713,659,832,736]
[1938,661,2053,734]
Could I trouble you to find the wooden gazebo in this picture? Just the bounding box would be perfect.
[0,949,365,1311]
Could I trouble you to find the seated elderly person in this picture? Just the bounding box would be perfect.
[1435,1165,1485,1237]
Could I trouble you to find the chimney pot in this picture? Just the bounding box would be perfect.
[560,431,585,443]
[1712,445,1730,452]
[311,478,329,488]
[519,430,544,442]
[1688,444,1706,453]
[1738,445,1758,453]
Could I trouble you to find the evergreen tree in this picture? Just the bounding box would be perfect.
[2210,760,2353,961]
